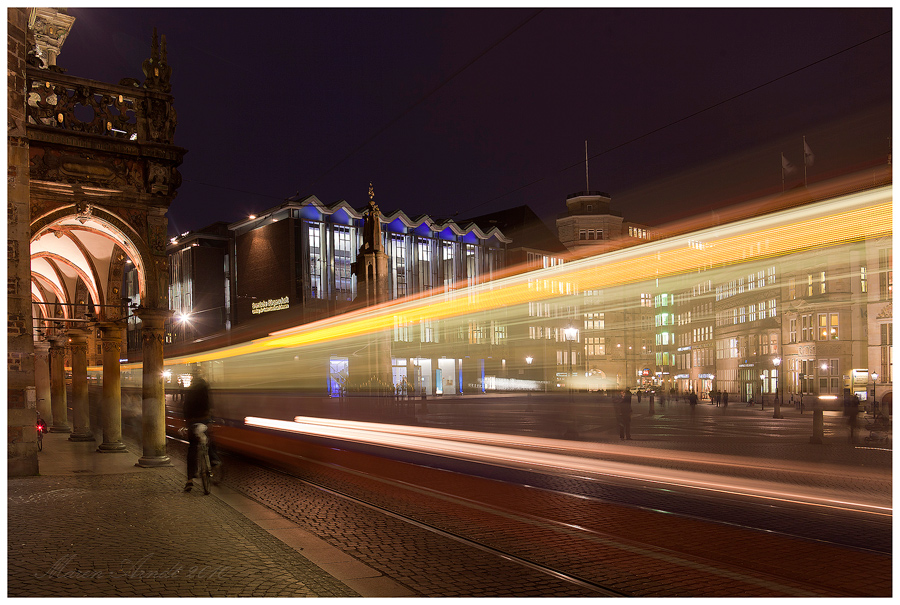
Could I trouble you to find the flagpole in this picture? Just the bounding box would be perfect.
[803,136,808,188]
[781,152,785,193]
[584,140,589,191]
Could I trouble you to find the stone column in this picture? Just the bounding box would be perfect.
[98,323,126,453]
[34,341,52,424]
[68,329,93,441]
[48,338,71,433]
[135,308,173,467]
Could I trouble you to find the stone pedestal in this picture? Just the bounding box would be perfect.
[134,308,173,467]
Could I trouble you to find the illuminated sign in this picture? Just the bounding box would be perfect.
[251,296,289,315]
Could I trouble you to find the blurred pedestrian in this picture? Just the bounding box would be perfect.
[615,389,633,440]
[845,393,861,442]
[722,390,728,409]
[648,391,655,415]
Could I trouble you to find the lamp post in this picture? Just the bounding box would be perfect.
[563,327,579,438]
[871,372,879,414]
[564,327,578,398]
[772,357,783,418]
[759,373,766,410]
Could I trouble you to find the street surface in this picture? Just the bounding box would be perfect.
[9,395,891,597]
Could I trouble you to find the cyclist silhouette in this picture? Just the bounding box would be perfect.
[183,368,220,492]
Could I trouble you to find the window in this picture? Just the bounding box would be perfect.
[417,238,433,291]
[393,315,410,342]
[579,229,587,241]
[641,293,652,307]
[587,230,595,240]
[807,274,813,297]
[818,313,839,340]
[819,271,826,294]
[308,223,322,299]
[749,303,756,322]
[789,277,796,300]
[860,266,867,294]
[584,312,604,330]
[585,337,605,356]
[334,225,354,301]
[768,299,776,318]
[881,322,892,382]
[421,319,437,343]
[790,318,797,343]
[879,249,892,300]
[801,314,813,341]
[442,242,456,289]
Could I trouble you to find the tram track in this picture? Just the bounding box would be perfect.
[203,426,889,597]
[151,411,890,597]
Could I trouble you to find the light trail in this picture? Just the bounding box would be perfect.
[96,183,891,374]
[244,415,892,518]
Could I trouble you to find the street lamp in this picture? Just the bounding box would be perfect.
[759,373,766,410]
[772,357,783,418]
[872,372,879,414]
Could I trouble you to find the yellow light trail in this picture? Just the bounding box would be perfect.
[108,186,889,370]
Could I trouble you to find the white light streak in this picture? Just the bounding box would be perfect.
[244,416,891,517]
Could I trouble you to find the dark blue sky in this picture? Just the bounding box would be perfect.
[58,8,892,236]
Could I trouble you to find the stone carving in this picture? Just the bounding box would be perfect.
[26,78,138,139]
[143,96,177,145]
[360,183,383,253]
[101,339,122,353]
[147,162,171,195]
[142,29,172,93]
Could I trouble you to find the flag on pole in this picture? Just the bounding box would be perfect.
[804,138,815,166]
[782,153,796,174]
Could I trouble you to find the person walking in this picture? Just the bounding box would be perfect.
[648,391,655,415]
[722,390,728,409]
[614,389,633,440]
[846,393,861,443]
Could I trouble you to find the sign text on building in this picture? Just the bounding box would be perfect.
[251,296,289,315]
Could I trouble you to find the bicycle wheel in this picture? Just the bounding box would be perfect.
[199,447,211,495]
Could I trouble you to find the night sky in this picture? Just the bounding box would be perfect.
[57,8,892,237]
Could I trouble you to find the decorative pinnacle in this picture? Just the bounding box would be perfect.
[368,182,375,203]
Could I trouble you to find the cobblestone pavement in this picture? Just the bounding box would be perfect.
[10,399,892,598]
[8,434,367,598]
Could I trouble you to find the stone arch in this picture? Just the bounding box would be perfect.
[30,204,159,319]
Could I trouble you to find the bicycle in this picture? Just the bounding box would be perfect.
[190,422,223,495]
[36,418,47,452]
